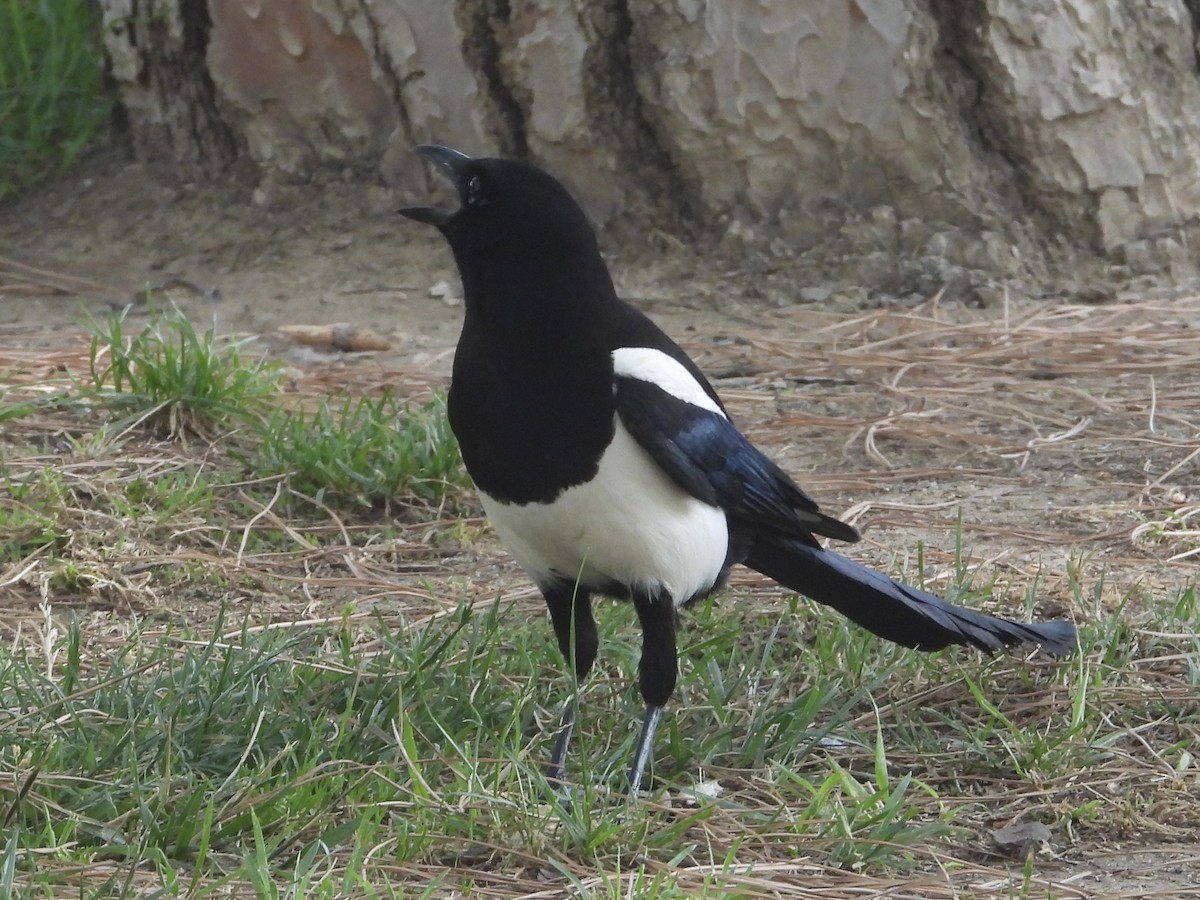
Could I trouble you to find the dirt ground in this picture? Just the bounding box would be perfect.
[3,149,1200,895]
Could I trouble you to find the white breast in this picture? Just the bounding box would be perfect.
[480,420,728,606]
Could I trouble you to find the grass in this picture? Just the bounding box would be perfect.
[85,307,284,440]
[1,309,1198,896]
[2,308,464,597]
[0,0,107,198]
[2,569,1195,897]
[256,393,465,511]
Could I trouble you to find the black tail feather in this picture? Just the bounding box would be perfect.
[745,538,1077,656]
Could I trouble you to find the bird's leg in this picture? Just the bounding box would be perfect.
[628,704,664,796]
[629,591,678,795]
[543,584,598,785]
[546,701,576,784]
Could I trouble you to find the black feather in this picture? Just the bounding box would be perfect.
[746,537,1076,656]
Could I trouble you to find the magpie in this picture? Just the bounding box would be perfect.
[399,145,1077,795]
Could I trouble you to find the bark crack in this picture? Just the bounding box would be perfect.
[123,0,241,171]
[456,0,528,157]
[355,0,414,152]
[925,0,1041,228]
[580,0,700,235]
[175,0,240,167]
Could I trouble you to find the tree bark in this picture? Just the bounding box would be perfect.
[102,0,243,172]
[100,0,1200,284]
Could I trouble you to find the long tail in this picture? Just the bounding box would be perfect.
[745,538,1077,656]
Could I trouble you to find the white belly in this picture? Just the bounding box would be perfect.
[479,421,728,606]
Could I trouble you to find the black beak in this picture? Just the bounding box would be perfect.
[398,145,473,227]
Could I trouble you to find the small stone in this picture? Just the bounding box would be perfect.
[989,821,1053,859]
[798,285,833,304]
[429,280,461,305]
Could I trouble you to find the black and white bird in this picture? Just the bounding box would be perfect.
[400,146,1077,795]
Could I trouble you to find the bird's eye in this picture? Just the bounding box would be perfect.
[467,175,485,207]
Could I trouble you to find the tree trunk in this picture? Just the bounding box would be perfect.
[100,0,1200,287]
[102,0,244,172]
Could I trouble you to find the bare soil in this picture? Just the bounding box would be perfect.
[3,149,1199,895]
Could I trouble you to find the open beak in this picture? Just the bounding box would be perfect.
[398,145,473,227]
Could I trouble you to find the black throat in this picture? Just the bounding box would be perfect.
[446,244,620,505]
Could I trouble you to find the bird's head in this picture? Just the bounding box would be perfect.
[399,145,600,262]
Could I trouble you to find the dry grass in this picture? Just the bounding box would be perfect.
[1,290,1198,897]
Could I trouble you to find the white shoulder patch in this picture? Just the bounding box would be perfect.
[612,347,725,417]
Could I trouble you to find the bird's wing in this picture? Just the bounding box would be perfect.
[614,373,860,544]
